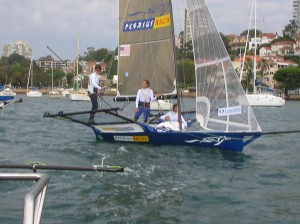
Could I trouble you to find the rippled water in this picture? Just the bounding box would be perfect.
[1,95,300,223]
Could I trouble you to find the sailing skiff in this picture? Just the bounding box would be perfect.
[44,0,262,152]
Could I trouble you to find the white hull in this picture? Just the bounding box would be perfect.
[246,94,285,107]
[70,92,90,101]
[61,90,70,97]
[48,91,61,99]
[27,91,42,97]
[150,100,173,111]
[1,88,16,96]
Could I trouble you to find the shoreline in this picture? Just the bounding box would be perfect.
[11,89,197,98]
[10,89,300,100]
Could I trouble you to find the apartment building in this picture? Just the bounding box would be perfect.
[2,41,32,59]
[293,0,300,25]
[184,9,192,46]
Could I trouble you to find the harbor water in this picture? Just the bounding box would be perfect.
[0,95,300,223]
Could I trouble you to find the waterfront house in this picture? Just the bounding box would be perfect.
[230,36,248,51]
[233,55,297,88]
[259,46,272,56]
[271,40,295,56]
[259,33,278,44]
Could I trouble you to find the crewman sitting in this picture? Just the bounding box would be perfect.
[156,103,187,131]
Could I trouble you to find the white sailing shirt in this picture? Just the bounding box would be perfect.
[88,72,101,93]
[160,111,187,128]
[135,88,157,108]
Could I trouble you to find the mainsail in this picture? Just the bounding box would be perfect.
[116,0,177,98]
[186,0,261,132]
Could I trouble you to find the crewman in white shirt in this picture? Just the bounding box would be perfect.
[158,103,187,130]
[134,80,160,123]
[88,64,103,124]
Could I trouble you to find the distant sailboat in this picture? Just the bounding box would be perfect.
[27,57,42,97]
[69,34,90,101]
[244,0,285,107]
[48,58,61,99]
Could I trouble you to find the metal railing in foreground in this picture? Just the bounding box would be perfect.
[0,173,50,224]
[0,161,124,223]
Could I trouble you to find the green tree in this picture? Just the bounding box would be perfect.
[284,55,300,65]
[0,65,9,85]
[177,59,195,88]
[283,19,299,39]
[10,63,28,87]
[240,29,262,38]
[257,58,269,81]
[220,32,231,53]
[271,36,295,45]
[242,58,254,91]
[39,55,53,61]
[103,54,113,63]
[0,54,31,87]
[82,47,109,61]
[273,67,300,90]
[47,70,65,87]
[7,53,27,65]
[176,42,192,60]
[107,59,118,80]
[66,72,74,87]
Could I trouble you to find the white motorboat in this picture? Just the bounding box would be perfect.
[69,90,90,101]
[27,91,42,97]
[1,88,16,96]
[150,99,173,111]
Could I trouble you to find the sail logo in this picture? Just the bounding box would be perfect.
[123,18,155,32]
[127,3,168,17]
[218,106,242,116]
[153,14,171,29]
[123,14,171,32]
[185,136,231,146]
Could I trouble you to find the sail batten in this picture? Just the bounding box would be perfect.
[195,56,231,68]
[121,38,174,46]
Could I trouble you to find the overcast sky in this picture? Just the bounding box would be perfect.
[0,0,292,60]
